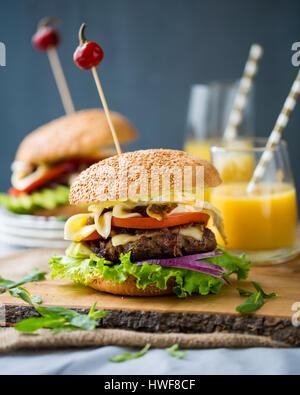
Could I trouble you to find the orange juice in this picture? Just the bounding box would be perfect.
[184,140,212,161]
[210,182,299,252]
[184,139,255,201]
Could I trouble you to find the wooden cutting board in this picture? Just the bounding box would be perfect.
[1,248,300,346]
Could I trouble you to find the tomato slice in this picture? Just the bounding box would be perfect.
[8,187,25,197]
[81,212,210,241]
[82,231,103,241]
[111,212,210,229]
[9,161,77,195]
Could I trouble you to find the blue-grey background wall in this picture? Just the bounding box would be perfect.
[0,0,299,192]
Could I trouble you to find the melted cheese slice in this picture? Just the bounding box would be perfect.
[112,203,142,218]
[201,202,227,243]
[95,209,112,239]
[111,234,141,247]
[11,164,49,190]
[179,226,203,241]
[64,214,96,241]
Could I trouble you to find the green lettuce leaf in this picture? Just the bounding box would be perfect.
[49,243,251,298]
[0,185,70,214]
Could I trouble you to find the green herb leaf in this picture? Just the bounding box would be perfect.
[251,281,277,299]
[37,306,79,320]
[166,344,187,359]
[236,282,277,315]
[15,316,67,333]
[69,314,97,331]
[36,306,97,330]
[109,344,151,363]
[14,301,108,333]
[88,302,108,320]
[0,279,15,289]
[8,287,36,306]
[237,288,254,297]
[0,269,47,291]
[236,292,264,315]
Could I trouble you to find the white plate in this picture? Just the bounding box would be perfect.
[0,222,64,239]
[0,208,66,229]
[0,231,69,248]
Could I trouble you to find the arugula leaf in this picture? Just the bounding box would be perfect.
[3,271,108,334]
[236,292,264,315]
[251,281,277,299]
[36,305,108,331]
[15,316,67,333]
[0,269,47,291]
[88,302,108,320]
[37,306,79,320]
[237,288,253,297]
[8,287,41,307]
[166,344,187,359]
[236,282,277,315]
[14,302,109,333]
[109,344,151,363]
[0,279,15,289]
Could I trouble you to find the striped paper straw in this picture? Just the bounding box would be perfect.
[247,70,300,194]
[224,44,264,140]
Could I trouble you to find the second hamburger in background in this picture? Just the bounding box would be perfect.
[0,109,137,217]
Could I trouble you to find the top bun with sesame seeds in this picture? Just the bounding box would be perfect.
[69,149,222,205]
[15,109,138,165]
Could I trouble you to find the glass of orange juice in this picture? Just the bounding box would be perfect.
[210,138,299,264]
[184,81,254,200]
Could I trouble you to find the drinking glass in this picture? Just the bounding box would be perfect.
[210,138,299,264]
[184,81,255,161]
[184,81,255,200]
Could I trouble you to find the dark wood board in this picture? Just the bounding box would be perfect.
[0,249,300,346]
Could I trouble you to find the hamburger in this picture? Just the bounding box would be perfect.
[50,149,250,297]
[0,109,137,217]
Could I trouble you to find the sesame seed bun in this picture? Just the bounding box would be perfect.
[15,109,138,165]
[69,149,222,205]
[88,275,175,296]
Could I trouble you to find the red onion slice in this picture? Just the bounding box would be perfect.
[134,252,229,284]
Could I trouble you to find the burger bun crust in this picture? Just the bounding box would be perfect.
[70,149,222,205]
[15,109,137,165]
[88,275,175,296]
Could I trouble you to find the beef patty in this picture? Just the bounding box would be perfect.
[89,224,217,263]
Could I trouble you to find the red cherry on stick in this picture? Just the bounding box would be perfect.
[32,17,75,115]
[73,23,121,155]
[32,18,60,51]
[73,24,104,70]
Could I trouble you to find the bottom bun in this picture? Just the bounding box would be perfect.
[33,205,88,218]
[88,275,175,296]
